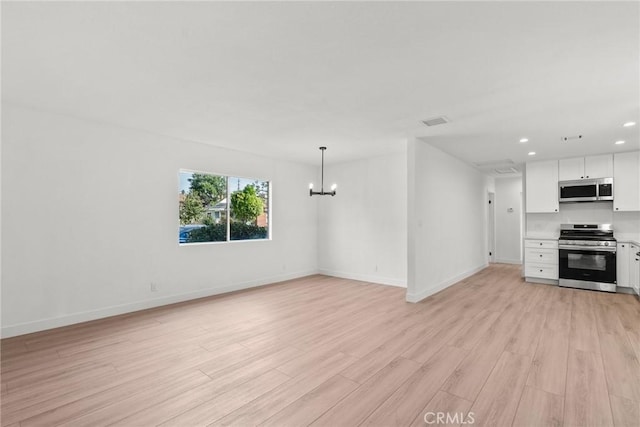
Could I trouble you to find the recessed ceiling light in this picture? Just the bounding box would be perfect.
[528,151,536,156]
[519,138,529,143]
[623,122,636,127]
[615,140,626,145]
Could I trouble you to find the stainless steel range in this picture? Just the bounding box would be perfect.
[558,224,617,292]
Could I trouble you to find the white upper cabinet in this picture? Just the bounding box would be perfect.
[559,154,613,181]
[614,151,640,211]
[526,160,559,213]
[559,157,585,181]
[585,155,613,178]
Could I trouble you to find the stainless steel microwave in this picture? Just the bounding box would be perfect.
[559,177,613,203]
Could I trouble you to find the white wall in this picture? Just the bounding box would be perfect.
[494,177,522,264]
[407,139,493,302]
[317,150,407,287]
[1,104,318,337]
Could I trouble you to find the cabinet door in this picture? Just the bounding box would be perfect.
[524,264,559,280]
[526,160,559,213]
[559,157,585,181]
[525,248,557,265]
[614,151,640,211]
[617,243,630,287]
[584,154,613,178]
[630,244,640,295]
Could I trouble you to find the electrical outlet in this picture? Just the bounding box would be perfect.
[150,283,158,292]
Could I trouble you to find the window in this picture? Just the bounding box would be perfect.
[178,171,270,244]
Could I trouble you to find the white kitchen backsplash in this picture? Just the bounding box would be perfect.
[526,202,640,238]
[613,211,640,241]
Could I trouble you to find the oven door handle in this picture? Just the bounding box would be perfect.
[558,245,616,252]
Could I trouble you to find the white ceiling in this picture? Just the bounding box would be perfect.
[2,2,638,169]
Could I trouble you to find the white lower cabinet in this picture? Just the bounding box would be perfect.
[525,264,559,280]
[616,242,640,295]
[628,244,639,296]
[524,239,559,282]
[617,243,630,288]
[631,254,640,297]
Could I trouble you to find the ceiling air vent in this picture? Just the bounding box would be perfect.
[422,116,450,126]
[494,167,518,174]
[561,135,583,142]
[472,159,515,169]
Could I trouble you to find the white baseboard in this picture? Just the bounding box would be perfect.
[405,263,488,303]
[494,259,522,265]
[1,269,318,338]
[317,269,407,288]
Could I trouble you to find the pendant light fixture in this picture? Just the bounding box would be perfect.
[309,146,337,197]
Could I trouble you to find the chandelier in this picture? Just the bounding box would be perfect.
[309,146,337,197]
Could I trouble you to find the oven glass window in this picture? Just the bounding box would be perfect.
[568,253,606,271]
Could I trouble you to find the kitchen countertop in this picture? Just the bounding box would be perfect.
[524,234,559,240]
[525,234,640,246]
[615,234,640,246]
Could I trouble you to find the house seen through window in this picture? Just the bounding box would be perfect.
[179,171,270,244]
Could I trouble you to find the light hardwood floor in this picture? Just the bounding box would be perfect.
[2,264,639,426]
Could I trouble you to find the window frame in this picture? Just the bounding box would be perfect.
[178,169,272,245]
